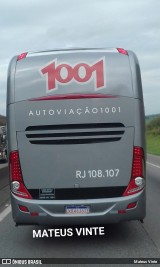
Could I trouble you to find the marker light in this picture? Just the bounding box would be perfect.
[9,151,32,199]
[17,52,28,61]
[117,48,128,55]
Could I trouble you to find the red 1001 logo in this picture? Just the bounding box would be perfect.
[41,58,106,92]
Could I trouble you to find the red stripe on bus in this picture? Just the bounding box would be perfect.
[30,94,117,101]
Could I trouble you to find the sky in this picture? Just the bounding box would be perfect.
[0,0,160,115]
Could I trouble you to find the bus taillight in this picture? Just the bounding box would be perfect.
[123,147,145,196]
[9,151,32,199]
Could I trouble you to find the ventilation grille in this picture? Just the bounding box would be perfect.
[25,123,125,145]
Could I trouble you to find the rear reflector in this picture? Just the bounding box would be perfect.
[118,210,126,214]
[127,202,137,209]
[123,147,145,196]
[9,151,32,199]
[30,212,39,217]
[17,52,28,61]
[19,205,29,213]
[117,48,128,55]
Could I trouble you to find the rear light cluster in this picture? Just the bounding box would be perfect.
[123,147,145,196]
[10,151,32,199]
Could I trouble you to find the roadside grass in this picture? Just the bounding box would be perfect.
[146,133,160,156]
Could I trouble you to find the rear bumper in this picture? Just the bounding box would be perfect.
[11,190,146,226]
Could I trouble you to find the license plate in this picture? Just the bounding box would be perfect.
[65,205,90,214]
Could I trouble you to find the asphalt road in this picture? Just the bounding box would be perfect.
[0,162,8,170]
[0,155,160,264]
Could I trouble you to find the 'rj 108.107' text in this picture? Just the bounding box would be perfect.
[76,169,120,179]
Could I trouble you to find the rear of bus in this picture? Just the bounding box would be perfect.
[7,48,146,226]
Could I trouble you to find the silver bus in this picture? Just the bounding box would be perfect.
[7,48,146,226]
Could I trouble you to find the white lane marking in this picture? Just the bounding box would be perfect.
[0,205,11,222]
[147,161,160,169]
